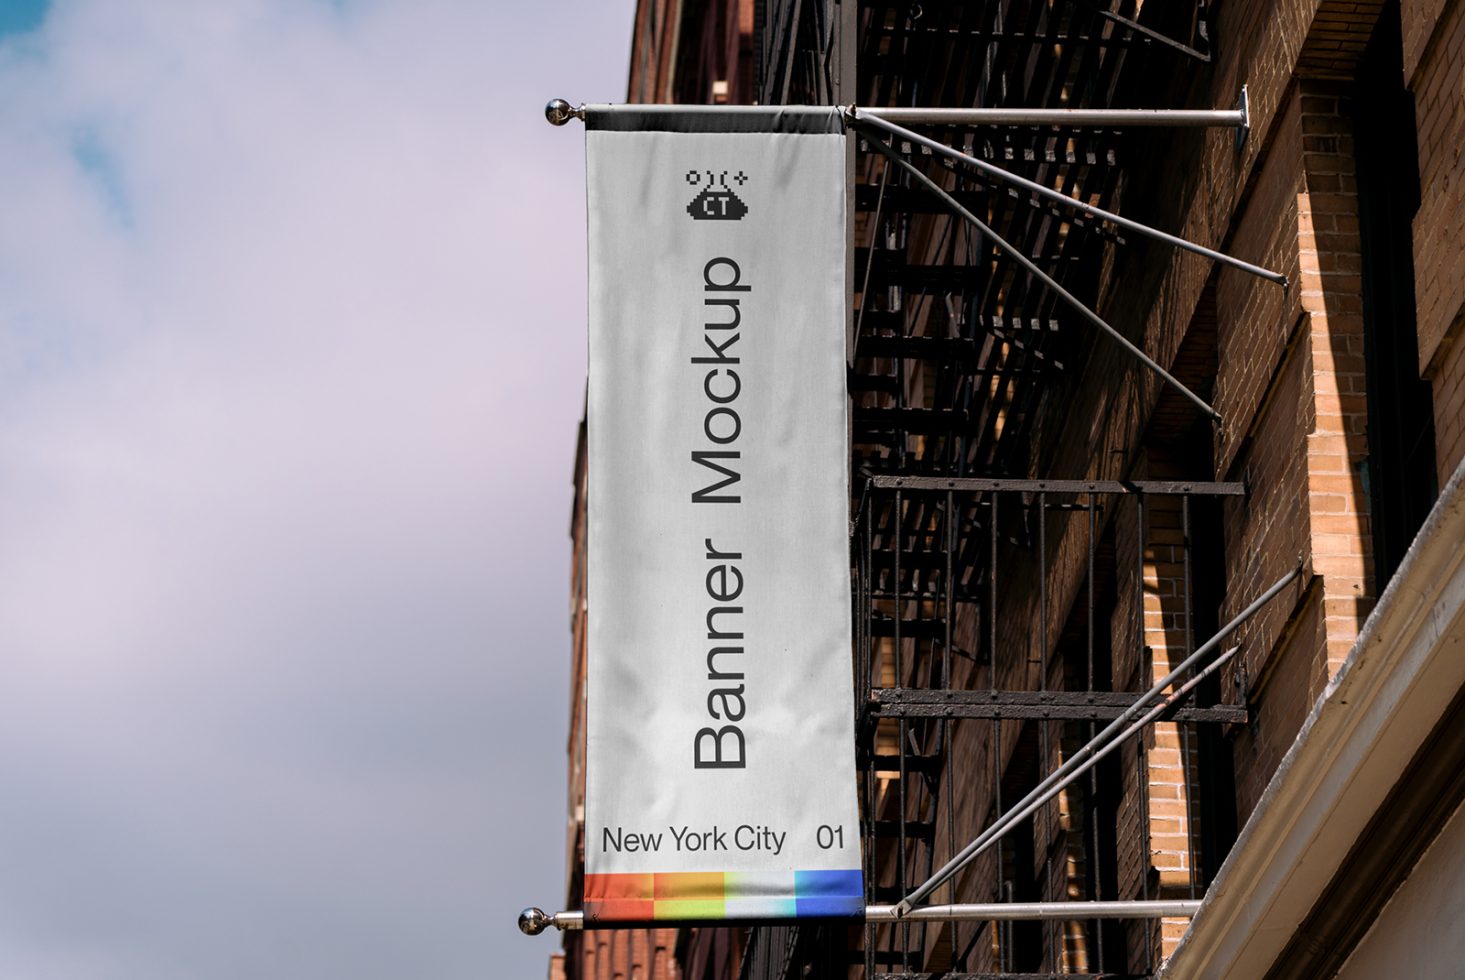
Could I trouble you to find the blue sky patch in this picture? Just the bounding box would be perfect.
[71,128,133,229]
[0,0,48,39]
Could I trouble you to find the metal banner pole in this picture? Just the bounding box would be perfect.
[519,899,1204,934]
[546,96,1252,132]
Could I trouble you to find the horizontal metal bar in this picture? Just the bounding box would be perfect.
[871,899,1202,921]
[868,688,1247,724]
[551,101,1246,130]
[856,311,1061,333]
[866,819,936,838]
[857,247,1085,272]
[862,106,1243,128]
[869,700,1244,723]
[868,475,1246,495]
[869,20,1158,51]
[854,407,983,434]
[866,590,984,604]
[520,899,1199,934]
[866,753,943,774]
[546,101,844,132]
[868,615,950,639]
[849,374,903,395]
[873,689,1205,709]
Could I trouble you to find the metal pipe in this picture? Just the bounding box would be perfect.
[549,102,844,126]
[520,900,1201,934]
[866,899,1202,921]
[546,100,1248,130]
[870,475,1246,495]
[896,563,1302,914]
[864,106,1241,127]
[855,126,1223,422]
[851,109,1288,287]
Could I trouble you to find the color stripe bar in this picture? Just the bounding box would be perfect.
[584,869,863,923]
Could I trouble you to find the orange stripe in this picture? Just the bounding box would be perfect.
[584,872,653,902]
[652,871,725,901]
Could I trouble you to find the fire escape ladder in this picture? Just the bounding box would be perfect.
[730,2,1250,978]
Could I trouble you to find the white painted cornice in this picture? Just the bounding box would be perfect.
[1161,455,1465,979]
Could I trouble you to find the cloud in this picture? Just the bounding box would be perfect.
[0,2,630,976]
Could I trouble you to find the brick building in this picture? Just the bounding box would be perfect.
[553,0,1465,977]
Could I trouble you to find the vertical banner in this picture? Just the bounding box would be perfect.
[584,108,863,923]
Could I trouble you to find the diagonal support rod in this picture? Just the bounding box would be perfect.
[853,120,1223,422]
[1074,0,1212,62]
[894,563,1303,915]
[897,644,1239,913]
[853,108,1288,288]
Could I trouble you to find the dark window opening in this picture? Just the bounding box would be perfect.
[1353,0,1438,588]
[999,722,1044,971]
[1140,278,1240,888]
[1056,534,1127,973]
[1185,441,1239,886]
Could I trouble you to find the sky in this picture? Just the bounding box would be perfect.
[0,1,632,976]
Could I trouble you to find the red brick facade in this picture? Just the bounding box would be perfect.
[555,0,1465,976]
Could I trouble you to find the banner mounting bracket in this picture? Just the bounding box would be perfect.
[545,96,1253,131]
[518,900,1204,934]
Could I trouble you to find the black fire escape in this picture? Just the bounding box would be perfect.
[735,3,1249,978]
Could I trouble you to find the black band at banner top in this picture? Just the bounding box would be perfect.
[583,104,845,135]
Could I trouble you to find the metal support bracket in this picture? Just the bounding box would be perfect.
[851,118,1226,422]
[850,107,1286,288]
[1236,84,1251,152]
[893,564,1303,916]
[546,93,1254,133]
[868,687,1249,724]
[518,899,1202,934]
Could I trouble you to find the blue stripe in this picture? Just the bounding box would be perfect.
[794,869,863,918]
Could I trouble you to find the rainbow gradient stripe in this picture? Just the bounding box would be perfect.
[584,869,863,922]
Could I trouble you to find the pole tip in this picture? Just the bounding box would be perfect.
[519,907,552,935]
[1234,85,1250,152]
[545,99,580,126]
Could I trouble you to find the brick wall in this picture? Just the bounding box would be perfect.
[885,0,1424,969]
[1408,0,1465,480]
[1295,84,1376,666]
[565,1,1465,976]
[1141,479,1206,959]
[1017,0,1400,967]
[916,58,1387,959]
[1214,77,1376,818]
[1433,328,1465,480]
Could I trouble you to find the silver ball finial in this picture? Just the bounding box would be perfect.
[518,907,552,936]
[545,99,576,126]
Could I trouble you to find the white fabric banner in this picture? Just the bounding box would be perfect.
[584,110,863,923]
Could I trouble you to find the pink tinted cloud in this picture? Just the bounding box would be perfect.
[0,1,630,976]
